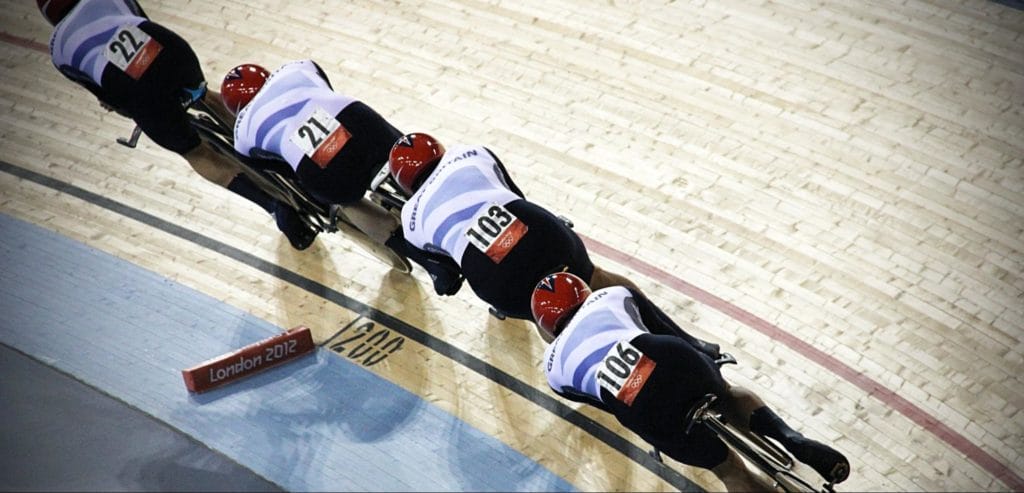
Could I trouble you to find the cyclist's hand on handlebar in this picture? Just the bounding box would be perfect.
[697,340,722,361]
[428,262,463,296]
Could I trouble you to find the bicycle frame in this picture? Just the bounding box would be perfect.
[680,394,837,493]
[115,94,412,272]
[187,99,338,232]
[368,161,407,213]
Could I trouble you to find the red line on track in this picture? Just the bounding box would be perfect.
[4,28,1020,491]
[0,32,47,52]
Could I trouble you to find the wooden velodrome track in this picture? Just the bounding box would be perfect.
[1,0,1022,491]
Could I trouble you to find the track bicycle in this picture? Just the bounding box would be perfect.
[649,363,847,493]
[116,87,412,272]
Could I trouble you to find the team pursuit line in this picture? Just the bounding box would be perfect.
[0,160,701,492]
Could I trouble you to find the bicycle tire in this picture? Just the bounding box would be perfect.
[772,469,820,493]
[330,210,413,273]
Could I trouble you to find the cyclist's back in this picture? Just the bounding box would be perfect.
[49,0,202,155]
[41,0,318,250]
[231,59,401,207]
[533,273,851,488]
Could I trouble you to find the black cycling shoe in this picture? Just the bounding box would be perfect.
[786,436,850,484]
[275,204,318,250]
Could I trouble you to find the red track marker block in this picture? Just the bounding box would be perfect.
[182,326,315,393]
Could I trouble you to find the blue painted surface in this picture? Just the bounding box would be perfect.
[0,213,575,492]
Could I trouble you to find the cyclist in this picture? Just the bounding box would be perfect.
[387,132,677,323]
[531,272,851,489]
[39,0,314,249]
[222,63,461,294]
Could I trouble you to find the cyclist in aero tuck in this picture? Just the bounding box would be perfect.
[388,132,666,321]
[39,0,311,249]
[221,62,461,293]
[532,272,851,491]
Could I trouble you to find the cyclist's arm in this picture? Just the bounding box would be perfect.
[553,386,613,414]
[309,60,334,90]
[122,0,147,17]
[58,65,129,116]
[628,288,721,360]
[484,148,525,198]
[245,148,296,175]
[248,147,287,163]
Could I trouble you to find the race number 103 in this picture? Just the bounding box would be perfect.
[465,203,527,263]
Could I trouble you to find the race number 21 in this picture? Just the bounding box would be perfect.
[105,24,162,80]
[290,107,351,169]
[466,203,528,263]
[597,340,656,406]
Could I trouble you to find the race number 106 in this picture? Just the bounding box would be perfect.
[597,340,655,406]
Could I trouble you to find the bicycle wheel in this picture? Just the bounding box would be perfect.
[772,469,820,493]
[331,207,412,273]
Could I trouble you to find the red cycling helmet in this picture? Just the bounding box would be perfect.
[531,272,592,337]
[389,133,446,196]
[37,0,79,25]
[220,64,270,115]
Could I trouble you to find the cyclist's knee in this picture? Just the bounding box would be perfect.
[183,141,240,186]
[659,427,729,469]
[590,266,640,291]
[720,385,767,430]
[710,449,769,491]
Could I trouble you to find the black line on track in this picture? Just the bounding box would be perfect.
[990,0,1024,11]
[0,159,701,492]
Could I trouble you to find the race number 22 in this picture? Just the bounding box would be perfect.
[466,203,528,263]
[105,25,162,80]
[597,340,656,406]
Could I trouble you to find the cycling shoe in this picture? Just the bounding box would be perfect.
[275,203,318,250]
[786,436,850,483]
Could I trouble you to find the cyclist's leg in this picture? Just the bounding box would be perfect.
[712,448,772,491]
[720,384,850,483]
[588,265,641,291]
[183,141,242,186]
[131,91,283,218]
[339,199,461,284]
[188,142,317,249]
[590,266,722,359]
[200,89,236,129]
[719,384,766,428]
[183,144,281,219]
[610,334,765,489]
